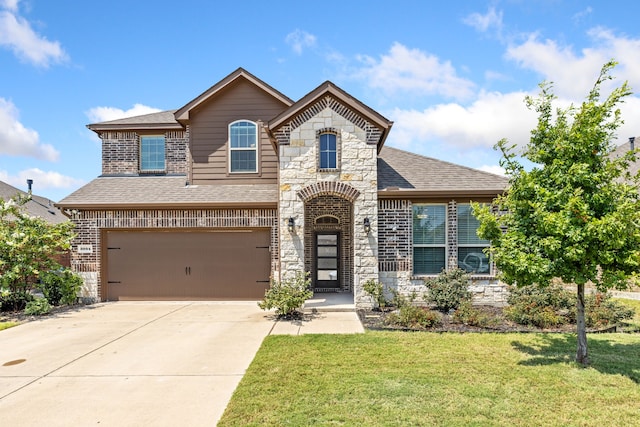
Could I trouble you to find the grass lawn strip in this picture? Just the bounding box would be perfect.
[219,332,640,426]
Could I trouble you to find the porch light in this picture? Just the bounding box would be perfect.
[363,217,371,233]
[288,217,295,232]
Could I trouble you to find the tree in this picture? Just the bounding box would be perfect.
[0,194,76,310]
[474,61,640,366]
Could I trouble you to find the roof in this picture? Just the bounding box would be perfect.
[174,68,294,123]
[377,146,508,198]
[0,181,68,224]
[268,81,393,150]
[611,140,640,177]
[56,176,278,209]
[87,110,182,132]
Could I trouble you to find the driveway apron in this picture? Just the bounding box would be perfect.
[0,302,274,426]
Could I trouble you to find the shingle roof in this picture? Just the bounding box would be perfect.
[0,181,68,224]
[56,176,278,208]
[87,110,182,131]
[378,146,508,196]
[611,140,640,178]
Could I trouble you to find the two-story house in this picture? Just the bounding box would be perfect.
[57,68,508,306]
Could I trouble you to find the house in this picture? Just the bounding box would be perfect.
[57,68,508,306]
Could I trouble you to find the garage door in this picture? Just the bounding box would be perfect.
[105,230,271,301]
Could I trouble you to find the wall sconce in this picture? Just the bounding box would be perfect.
[287,217,295,232]
[363,217,371,234]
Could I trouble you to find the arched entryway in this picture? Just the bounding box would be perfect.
[304,195,353,292]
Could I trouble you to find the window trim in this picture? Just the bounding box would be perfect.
[316,128,340,172]
[228,120,259,174]
[139,135,166,173]
[457,203,492,275]
[412,203,447,275]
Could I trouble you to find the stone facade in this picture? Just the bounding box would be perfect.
[277,103,379,305]
[101,129,190,176]
[70,208,278,301]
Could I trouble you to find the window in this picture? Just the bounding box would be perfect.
[457,204,491,274]
[229,120,257,173]
[140,136,165,172]
[413,204,446,274]
[319,132,337,169]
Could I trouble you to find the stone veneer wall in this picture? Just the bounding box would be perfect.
[70,208,278,301]
[277,103,379,305]
[377,199,507,307]
[101,129,190,175]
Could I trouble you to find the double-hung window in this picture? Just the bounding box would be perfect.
[412,204,447,274]
[319,132,337,170]
[457,204,491,274]
[229,120,257,173]
[140,136,166,172]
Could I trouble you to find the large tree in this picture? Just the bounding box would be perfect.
[474,61,640,366]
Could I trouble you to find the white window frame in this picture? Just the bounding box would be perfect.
[139,135,166,173]
[412,203,447,275]
[228,120,258,174]
[457,203,492,275]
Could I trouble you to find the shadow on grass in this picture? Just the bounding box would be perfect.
[511,334,640,383]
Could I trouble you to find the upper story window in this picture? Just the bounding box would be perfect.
[457,204,491,275]
[317,129,340,171]
[229,120,258,173]
[412,204,447,275]
[140,136,166,172]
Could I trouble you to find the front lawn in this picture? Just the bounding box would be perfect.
[0,321,18,331]
[219,332,640,426]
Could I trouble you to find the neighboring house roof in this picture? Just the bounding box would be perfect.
[268,81,394,151]
[56,176,278,209]
[174,68,294,123]
[378,147,508,198]
[611,139,640,177]
[0,180,68,224]
[87,110,182,132]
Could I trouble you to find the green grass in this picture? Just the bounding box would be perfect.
[0,321,18,331]
[219,332,640,426]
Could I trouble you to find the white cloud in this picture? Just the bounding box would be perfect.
[356,43,475,100]
[0,98,59,161]
[285,29,316,55]
[386,90,537,151]
[0,168,84,190]
[0,3,67,68]
[463,6,503,34]
[86,103,162,123]
[477,165,506,176]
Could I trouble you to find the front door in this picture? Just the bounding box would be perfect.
[315,232,340,289]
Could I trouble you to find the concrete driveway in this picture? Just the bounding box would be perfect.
[0,302,275,426]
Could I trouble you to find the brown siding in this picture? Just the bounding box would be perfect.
[189,78,287,184]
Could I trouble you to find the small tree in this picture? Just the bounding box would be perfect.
[0,195,76,310]
[474,61,640,365]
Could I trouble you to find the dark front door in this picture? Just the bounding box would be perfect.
[315,232,340,289]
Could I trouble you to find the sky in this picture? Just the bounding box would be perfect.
[2,0,640,202]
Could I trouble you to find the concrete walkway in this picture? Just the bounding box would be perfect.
[0,299,363,426]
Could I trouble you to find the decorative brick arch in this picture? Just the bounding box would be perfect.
[297,181,360,203]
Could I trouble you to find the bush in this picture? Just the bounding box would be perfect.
[386,305,442,329]
[363,280,388,310]
[24,298,51,315]
[0,290,34,312]
[453,301,499,328]
[38,269,82,306]
[585,293,634,328]
[258,272,313,317]
[424,268,472,312]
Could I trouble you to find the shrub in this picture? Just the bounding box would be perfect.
[453,301,499,328]
[38,269,82,306]
[504,284,572,328]
[258,272,313,317]
[386,305,442,329]
[363,279,389,310]
[24,298,51,316]
[584,293,634,328]
[424,268,472,312]
[0,290,34,312]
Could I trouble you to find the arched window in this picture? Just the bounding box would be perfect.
[229,120,257,173]
[315,215,340,225]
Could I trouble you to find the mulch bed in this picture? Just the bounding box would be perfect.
[357,305,620,333]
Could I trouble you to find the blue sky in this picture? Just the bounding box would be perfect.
[2,0,640,202]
